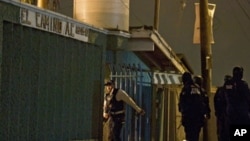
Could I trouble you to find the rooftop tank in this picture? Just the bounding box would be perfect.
[73,0,129,32]
[37,0,60,11]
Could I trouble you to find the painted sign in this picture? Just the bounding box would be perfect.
[20,8,89,42]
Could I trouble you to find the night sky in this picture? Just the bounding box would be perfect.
[130,0,250,86]
[58,0,250,87]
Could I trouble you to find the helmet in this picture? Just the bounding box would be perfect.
[224,75,232,82]
[182,72,192,84]
[193,75,203,86]
[232,66,243,80]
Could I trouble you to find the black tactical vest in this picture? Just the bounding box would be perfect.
[105,88,124,113]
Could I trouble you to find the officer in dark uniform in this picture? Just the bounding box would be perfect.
[103,80,145,141]
[214,75,232,141]
[179,72,208,141]
[224,66,250,125]
[223,67,250,141]
[193,75,211,119]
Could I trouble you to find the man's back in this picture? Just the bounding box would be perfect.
[224,78,250,124]
[179,82,207,121]
[224,79,249,110]
[214,86,227,118]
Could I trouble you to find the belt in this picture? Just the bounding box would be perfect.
[110,110,125,115]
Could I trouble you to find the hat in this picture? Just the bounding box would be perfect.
[224,75,232,82]
[193,75,203,86]
[104,80,115,86]
[232,66,243,80]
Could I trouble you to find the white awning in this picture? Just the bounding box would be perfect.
[153,72,182,85]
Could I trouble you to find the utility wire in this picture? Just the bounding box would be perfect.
[229,0,250,41]
[119,0,145,26]
[235,0,250,20]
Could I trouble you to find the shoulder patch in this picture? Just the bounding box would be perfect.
[191,86,201,95]
[225,84,233,89]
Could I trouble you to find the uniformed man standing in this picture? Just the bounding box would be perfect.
[179,72,209,141]
[224,67,250,125]
[222,66,250,141]
[214,75,232,141]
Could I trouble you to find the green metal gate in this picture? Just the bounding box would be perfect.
[1,21,104,141]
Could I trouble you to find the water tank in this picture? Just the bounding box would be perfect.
[37,0,48,9]
[37,0,59,11]
[20,0,36,5]
[73,0,129,32]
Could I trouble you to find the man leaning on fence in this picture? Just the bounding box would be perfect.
[103,80,145,141]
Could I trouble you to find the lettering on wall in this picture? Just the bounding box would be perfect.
[20,8,89,42]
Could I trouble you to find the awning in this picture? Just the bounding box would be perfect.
[128,26,193,74]
[153,72,182,85]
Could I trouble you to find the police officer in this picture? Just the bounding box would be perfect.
[224,66,250,125]
[193,75,211,119]
[179,72,208,141]
[103,80,145,141]
[214,75,232,141]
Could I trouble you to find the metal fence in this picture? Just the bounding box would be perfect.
[108,63,150,141]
